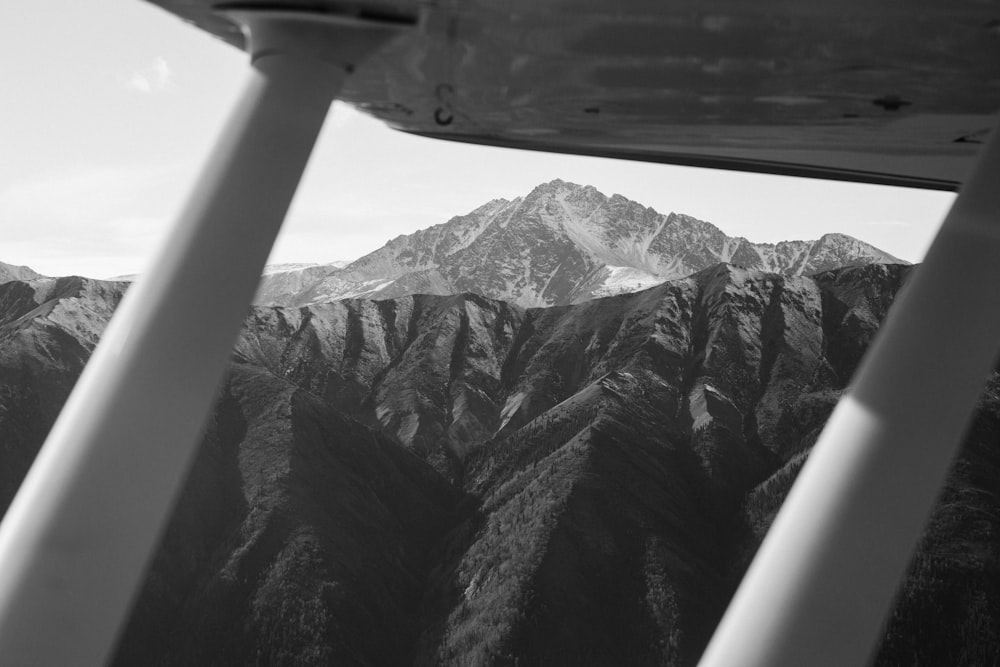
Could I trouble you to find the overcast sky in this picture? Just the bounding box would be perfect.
[2,1,957,279]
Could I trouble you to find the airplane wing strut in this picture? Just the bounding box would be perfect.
[0,10,405,665]
[699,116,1000,666]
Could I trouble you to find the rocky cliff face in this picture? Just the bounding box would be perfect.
[257,180,905,308]
[0,264,996,666]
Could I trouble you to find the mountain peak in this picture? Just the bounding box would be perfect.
[251,182,906,308]
[525,178,581,198]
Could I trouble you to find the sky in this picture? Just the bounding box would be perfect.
[1,1,958,279]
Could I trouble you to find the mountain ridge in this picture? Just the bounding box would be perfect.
[256,180,905,308]
[0,260,44,285]
[1,263,998,665]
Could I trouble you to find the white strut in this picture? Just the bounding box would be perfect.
[0,9,406,665]
[700,116,1000,667]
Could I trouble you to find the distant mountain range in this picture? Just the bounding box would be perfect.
[4,180,903,311]
[1,264,997,665]
[255,179,905,308]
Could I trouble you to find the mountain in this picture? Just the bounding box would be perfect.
[256,180,905,308]
[0,260,43,284]
[253,261,350,304]
[0,264,996,665]
[0,276,461,664]
[0,276,126,510]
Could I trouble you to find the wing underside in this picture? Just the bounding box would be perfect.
[150,0,1000,189]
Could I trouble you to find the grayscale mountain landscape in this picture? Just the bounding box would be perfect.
[0,185,994,665]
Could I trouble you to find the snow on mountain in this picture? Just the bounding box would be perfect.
[262,262,319,275]
[263,260,350,275]
[280,199,513,307]
[580,265,667,300]
[258,180,906,308]
[254,261,350,305]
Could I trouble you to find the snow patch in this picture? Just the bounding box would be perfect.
[591,265,665,297]
[397,414,420,443]
[369,280,396,293]
[262,262,320,275]
[498,392,527,431]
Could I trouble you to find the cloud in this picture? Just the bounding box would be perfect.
[124,56,174,94]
